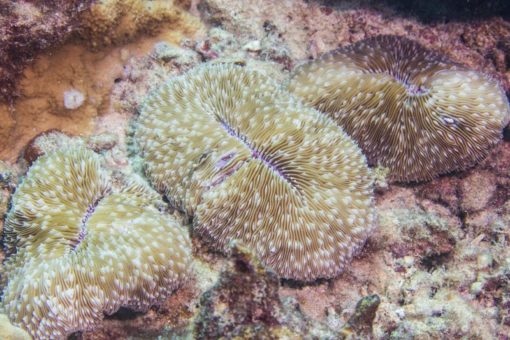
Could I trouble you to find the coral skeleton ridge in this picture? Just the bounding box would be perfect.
[135,63,375,281]
[0,147,192,339]
[288,35,510,182]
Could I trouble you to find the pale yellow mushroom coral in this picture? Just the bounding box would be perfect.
[288,35,510,182]
[135,63,375,281]
[1,148,192,339]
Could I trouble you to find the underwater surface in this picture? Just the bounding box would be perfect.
[1,0,510,339]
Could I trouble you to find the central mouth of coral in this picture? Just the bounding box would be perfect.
[73,196,103,250]
[383,70,430,96]
[402,82,429,96]
[250,149,295,186]
[214,115,297,189]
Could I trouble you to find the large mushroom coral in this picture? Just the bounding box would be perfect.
[288,35,510,182]
[0,148,192,339]
[135,63,375,281]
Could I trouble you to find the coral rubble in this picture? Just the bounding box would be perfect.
[0,147,192,338]
[193,245,337,338]
[339,294,380,338]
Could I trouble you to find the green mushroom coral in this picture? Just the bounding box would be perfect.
[0,147,192,339]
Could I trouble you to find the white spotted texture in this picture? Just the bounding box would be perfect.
[135,64,375,281]
[0,148,192,339]
[288,35,510,182]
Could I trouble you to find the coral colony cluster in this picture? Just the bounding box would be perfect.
[1,35,509,337]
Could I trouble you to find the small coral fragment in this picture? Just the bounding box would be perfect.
[135,63,375,281]
[289,35,510,182]
[63,89,85,110]
[339,294,380,338]
[1,148,192,339]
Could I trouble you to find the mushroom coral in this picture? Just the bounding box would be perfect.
[288,35,510,182]
[135,63,375,281]
[0,148,192,339]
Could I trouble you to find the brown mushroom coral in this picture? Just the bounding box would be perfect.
[1,147,192,339]
[288,35,510,182]
[135,63,375,281]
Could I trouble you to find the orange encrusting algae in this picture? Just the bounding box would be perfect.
[0,0,202,164]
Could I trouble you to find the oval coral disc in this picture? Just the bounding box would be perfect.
[135,63,376,281]
[288,35,510,182]
[1,148,192,338]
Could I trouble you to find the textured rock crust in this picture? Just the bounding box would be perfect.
[77,0,199,48]
[193,246,338,338]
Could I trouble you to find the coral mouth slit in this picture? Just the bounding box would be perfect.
[396,77,429,96]
[215,114,299,191]
[75,196,103,250]
[380,70,429,96]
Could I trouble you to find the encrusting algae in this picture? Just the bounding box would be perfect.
[78,0,200,48]
[135,63,376,281]
[0,147,192,339]
[0,0,203,163]
[288,35,510,182]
